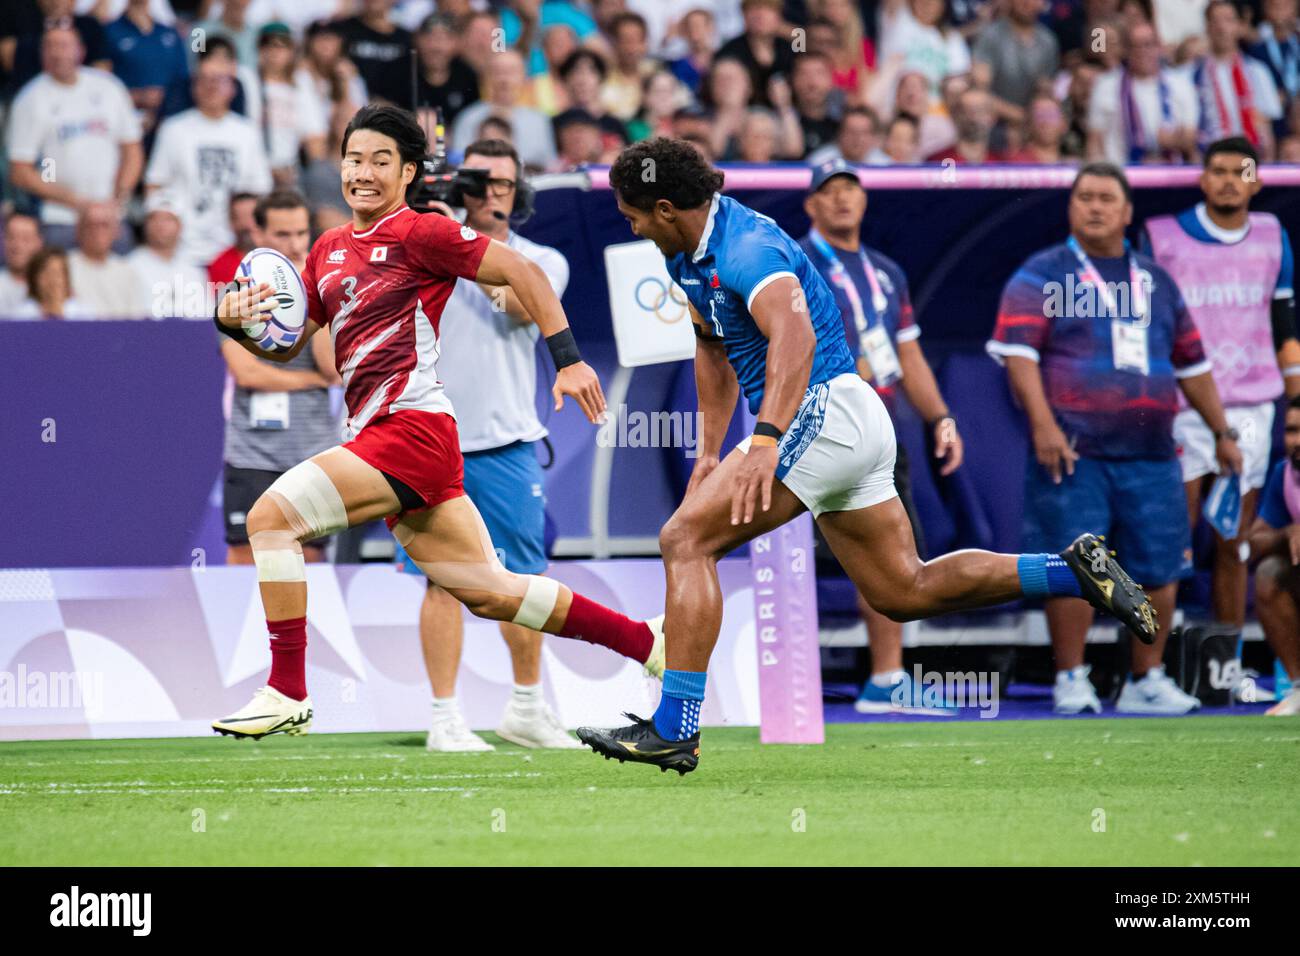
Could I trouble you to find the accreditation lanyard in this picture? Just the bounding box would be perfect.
[808,228,889,335]
[1066,236,1147,321]
[1067,236,1149,375]
[809,228,900,386]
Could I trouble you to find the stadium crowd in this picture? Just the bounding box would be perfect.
[3,0,1300,723]
[2,0,1300,312]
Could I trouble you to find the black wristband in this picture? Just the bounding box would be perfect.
[214,310,247,342]
[213,281,247,342]
[693,323,723,342]
[545,327,582,370]
[753,421,783,440]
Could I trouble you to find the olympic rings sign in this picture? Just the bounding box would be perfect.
[634,276,689,324]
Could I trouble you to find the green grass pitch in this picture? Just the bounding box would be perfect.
[2,717,1296,866]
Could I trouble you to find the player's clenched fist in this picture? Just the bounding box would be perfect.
[217,275,276,328]
[553,360,607,424]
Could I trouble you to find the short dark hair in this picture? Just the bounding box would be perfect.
[254,189,309,228]
[1204,135,1258,168]
[1072,161,1133,204]
[790,51,833,74]
[609,137,725,211]
[229,191,259,214]
[342,104,428,167]
[197,35,236,61]
[26,246,67,294]
[609,11,648,39]
[558,48,607,82]
[463,137,523,180]
[841,104,880,132]
[1205,0,1237,21]
[887,113,919,134]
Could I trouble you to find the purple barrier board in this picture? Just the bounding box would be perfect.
[0,560,759,741]
[750,513,825,745]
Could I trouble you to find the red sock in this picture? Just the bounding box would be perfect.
[559,593,653,663]
[267,616,308,701]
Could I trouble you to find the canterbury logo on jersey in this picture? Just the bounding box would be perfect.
[328,249,346,263]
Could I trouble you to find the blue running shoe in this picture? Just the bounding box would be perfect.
[854,672,958,716]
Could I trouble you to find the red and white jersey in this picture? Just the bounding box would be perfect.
[303,205,491,438]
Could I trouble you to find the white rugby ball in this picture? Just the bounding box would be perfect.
[237,247,307,351]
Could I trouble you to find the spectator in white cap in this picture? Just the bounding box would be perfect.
[129,193,209,319]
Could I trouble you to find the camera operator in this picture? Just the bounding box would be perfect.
[399,139,579,751]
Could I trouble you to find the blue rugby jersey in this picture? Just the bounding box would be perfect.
[666,194,854,414]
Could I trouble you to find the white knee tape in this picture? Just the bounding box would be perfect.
[267,460,349,539]
[249,530,306,583]
[512,575,560,630]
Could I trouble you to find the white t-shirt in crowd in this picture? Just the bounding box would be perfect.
[128,246,210,319]
[1154,0,1211,48]
[0,271,28,316]
[222,0,348,35]
[69,251,148,319]
[145,108,273,268]
[1183,55,1283,142]
[261,73,329,170]
[879,4,972,93]
[6,68,142,227]
[1088,68,1200,166]
[438,231,569,453]
[76,0,176,25]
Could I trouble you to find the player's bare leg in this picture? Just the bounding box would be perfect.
[395,494,660,669]
[213,447,401,739]
[579,456,1156,773]
[818,498,1022,618]
[577,448,804,774]
[658,450,807,672]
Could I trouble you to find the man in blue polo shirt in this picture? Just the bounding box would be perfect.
[990,162,1242,716]
[798,158,965,716]
[105,0,190,139]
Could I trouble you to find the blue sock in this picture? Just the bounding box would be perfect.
[1017,553,1082,599]
[653,669,706,740]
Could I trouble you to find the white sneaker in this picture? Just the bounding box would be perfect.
[497,702,583,749]
[1265,687,1300,716]
[1116,665,1202,715]
[643,614,665,680]
[426,713,495,752]
[212,685,312,739]
[1053,665,1102,715]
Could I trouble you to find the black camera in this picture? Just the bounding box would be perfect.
[411,161,492,214]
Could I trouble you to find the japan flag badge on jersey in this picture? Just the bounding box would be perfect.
[370,246,388,262]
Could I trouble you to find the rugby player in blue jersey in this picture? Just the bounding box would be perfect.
[577,139,1158,774]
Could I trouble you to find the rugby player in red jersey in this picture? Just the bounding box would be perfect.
[211,105,662,738]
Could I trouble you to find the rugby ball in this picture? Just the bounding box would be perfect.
[237,247,307,351]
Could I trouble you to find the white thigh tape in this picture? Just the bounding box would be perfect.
[512,575,560,629]
[268,460,349,539]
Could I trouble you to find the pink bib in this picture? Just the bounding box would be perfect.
[1146,211,1283,407]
